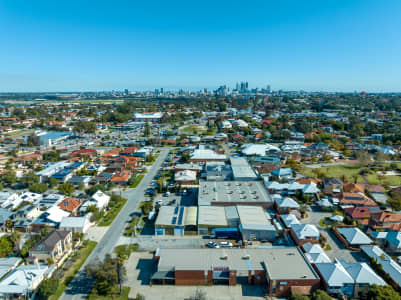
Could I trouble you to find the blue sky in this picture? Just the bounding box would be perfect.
[0,0,401,92]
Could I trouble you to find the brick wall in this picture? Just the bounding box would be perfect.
[175,270,206,285]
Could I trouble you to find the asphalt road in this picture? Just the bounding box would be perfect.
[60,147,170,300]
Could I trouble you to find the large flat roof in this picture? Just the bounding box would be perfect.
[155,206,197,227]
[197,206,227,226]
[198,180,272,206]
[156,247,319,280]
[236,205,271,226]
[230,157,257,180]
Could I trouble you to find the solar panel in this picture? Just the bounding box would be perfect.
[174,207,179,214]
[177,207,184,225]
[171,216,177,225]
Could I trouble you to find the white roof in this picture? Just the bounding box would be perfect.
[315,261,354,286]
[275,197,300,209]
[59,216,88,228]
[361,245,401,287]
[330,214,344,222]
[281,214,301,228]
[302,183,320,194]
[287,182,305,190]
[134,112,163,119]
[316,199,333,207]
[265,181,289,190]
[340,260,386,285]
[291,224,320,240]
[91,190,110,209]
[241,144,280,156]
[302,242,325,254]
[0,264,48,295]
[305,252,331,264]
[175,170,197,182]
[190,149,226,160]
[45,205,70,223]
[337,227,372,245]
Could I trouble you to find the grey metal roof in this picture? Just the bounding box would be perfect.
[337,227,372,245]
[156,247,319,281]
[236,205,271,226]
[230,157,257,180]
[197,206,227,227]
[198,180,272,206]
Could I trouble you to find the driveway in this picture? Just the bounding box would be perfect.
[301,207,362,262]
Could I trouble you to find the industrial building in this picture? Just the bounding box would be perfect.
[155,206,197,236]
[237,205,276,241]
[151,247,320,298]
[198,180,273,208]
[230,157,258,181]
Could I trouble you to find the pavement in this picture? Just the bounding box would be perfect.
[124,251,265,300]
[60,147,170,300]
[301,207,365,262]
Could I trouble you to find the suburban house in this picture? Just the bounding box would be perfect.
[339,192,377,207]
[110,169,132,185]
[323,177,343,194]
[290,224,320,246]
[369,211,401,231]
[58,197,81,215]
[29,230,73,263]
[59,215,91,233]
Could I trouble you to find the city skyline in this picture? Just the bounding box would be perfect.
[1,0,401,92]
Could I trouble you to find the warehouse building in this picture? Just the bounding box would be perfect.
[198,180,273,208]
[237,205,276,241]
[155,206,197,236]
[152,247,320,297]
[230,157,258,181]
[197,206,229,235]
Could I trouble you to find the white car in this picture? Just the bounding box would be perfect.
[219,241,233,248]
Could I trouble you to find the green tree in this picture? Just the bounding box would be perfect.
[78,182,85,191]
[1,170,17,184]
[0,183,3,191]
[29,183,48,194]
[144,121,150,137]
[0,235,14,257]
[58,182,75,196]
[290,294,310,300]
[85,254,124,296]
[368,284,401,300]
[20,171,38,185]
[139,201,153,216]
[48,177,59,188]
[37,278,59,300]
[311,290,332,300]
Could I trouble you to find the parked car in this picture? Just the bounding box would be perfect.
[206,241,219,248]
[219,241,233,248]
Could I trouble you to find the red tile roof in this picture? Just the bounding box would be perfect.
[58,197,81,213]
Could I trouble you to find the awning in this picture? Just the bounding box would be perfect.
[151,271,175,280]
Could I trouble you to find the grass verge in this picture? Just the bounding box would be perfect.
[130,175,144,188]
[98,196,127,226]
[49,240,97,300]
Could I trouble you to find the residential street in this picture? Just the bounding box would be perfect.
[60,147,170,300]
